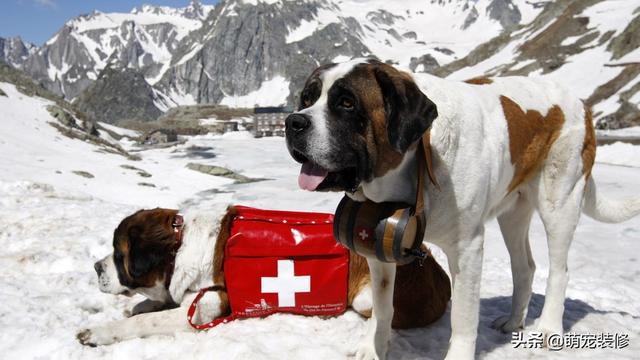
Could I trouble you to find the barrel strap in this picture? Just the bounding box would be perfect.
[423,132,440,190]
[414,132,439,216]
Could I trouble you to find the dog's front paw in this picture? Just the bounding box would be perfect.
[534,318,562,335]
[354,342,384,360]
[76,327,118,347]
[354,336,390,360]
[444,338,476,360]
[77,329,96,347]
[491,315,523,333]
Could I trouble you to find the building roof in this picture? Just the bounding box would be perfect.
[254,106,293,114]
[148,128,177,135]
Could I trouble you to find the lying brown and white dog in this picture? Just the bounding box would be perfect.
[285,58,640,359]
[77,205,451,347]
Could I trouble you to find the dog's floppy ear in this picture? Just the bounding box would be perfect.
[126,217,173,278]
[374,65,438,152]
[129,247,164,278]
[126,225,165,278]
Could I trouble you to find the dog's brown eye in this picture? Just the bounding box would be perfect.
[303,98,312,107]
[340,97,354,109]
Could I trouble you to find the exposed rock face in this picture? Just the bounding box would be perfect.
[74,66,163,124]
[596,100,640,130]
[23,25,98,100]
[607,14,640,60]
[0,37,36,68]
[186,162,265,184]
[409,54,440,73]
[156,0,524,105]
[463,6,479,29]
[366,9,404,26]
[486,0,521,29]
[157,0,369,106]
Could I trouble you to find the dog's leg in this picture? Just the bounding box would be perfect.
[535,177,585,337]
[355,260,396,360]
[78,290,227,346]
[443,226,484,360]
[77,306,192,346]
[492,196,535,332]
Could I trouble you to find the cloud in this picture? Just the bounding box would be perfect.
[34,0,57,8]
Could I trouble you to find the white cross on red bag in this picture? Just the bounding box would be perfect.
[261,259,311,307]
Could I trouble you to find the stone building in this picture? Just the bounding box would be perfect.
[253,107,291,137]
[143,129,178,145]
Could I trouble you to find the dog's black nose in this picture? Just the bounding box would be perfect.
[286,113,311,133]
[94,261,104,276]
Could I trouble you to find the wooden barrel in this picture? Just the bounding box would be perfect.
[333,195,425,264]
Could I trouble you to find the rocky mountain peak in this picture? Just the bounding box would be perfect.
[183,0,210,20]
[0,37,37,69]
[74,65,163,125]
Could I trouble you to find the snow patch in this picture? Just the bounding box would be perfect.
[286,18,321,44]
[332,55,352,63]
[167,87,198,107]
[596,142,640,168]
[69,10,207,40]
[220,76,290,108]
[241,0,286,5]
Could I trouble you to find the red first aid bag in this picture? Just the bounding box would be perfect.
[188,206,349,329]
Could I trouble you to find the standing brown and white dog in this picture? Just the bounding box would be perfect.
[77,205,450,347]
[285,58,640,360]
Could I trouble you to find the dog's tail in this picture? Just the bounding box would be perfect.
[582,177,640,223]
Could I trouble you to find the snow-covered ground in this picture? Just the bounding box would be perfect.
[0,83,639,359]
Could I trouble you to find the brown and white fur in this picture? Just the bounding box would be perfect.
[77,204,450,347]
[284,58,640,360]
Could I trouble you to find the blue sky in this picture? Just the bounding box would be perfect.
[0,0,219,46]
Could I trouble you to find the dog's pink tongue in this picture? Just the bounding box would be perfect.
[298,162,328,191]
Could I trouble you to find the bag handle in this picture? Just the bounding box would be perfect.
[187,286,237,330]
